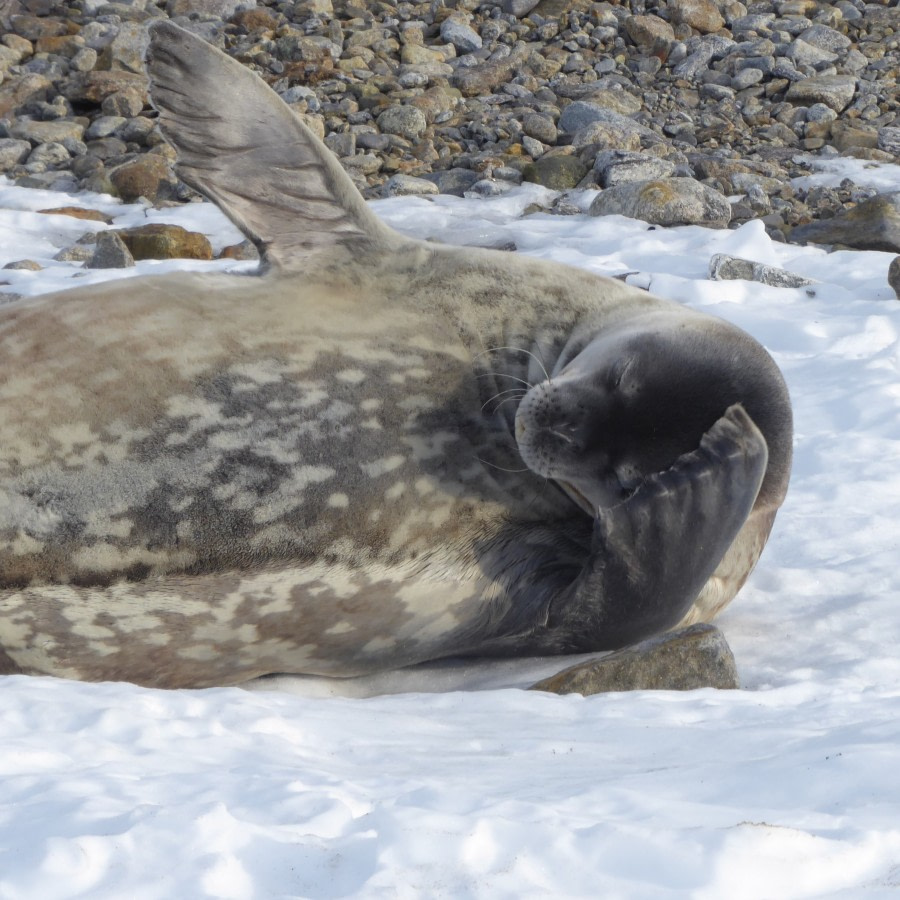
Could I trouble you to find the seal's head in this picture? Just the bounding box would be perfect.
[515,313,792,517]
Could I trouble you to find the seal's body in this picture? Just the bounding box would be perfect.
[0,23,792,687]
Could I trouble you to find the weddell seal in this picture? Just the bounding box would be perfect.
[0,22,792,688]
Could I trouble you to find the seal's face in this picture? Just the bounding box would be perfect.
[514,329,730,514]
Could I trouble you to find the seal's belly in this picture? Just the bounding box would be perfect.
[0,554,497,687]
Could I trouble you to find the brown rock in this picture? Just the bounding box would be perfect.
[624,14,675,49]
[218,240,259,261]
[452,51,526,97]
[34,34,84,57]
[669,0,725,34]
[37,207,113,224]
[108,156,177,203]
[61,70,148,104]
[230,8,279,31]
[116,224,213,261]
[529,624,740,695]
[0,72,51,117]
[9,14,66,40]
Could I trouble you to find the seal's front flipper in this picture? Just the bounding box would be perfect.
[145,21,402,271]
[548,403,768,651]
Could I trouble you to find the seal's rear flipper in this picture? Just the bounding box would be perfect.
[547,404,768,651]
[145,21,402,272]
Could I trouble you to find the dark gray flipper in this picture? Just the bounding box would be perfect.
[544,403,768,651]
[145,21,402,271]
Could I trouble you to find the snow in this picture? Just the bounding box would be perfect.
[1,161,899,898]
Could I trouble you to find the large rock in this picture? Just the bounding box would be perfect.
[0,138,30,173]
[530,624,740,695]
[502,0,540,16]
[623,14,674,48]
[559,102,642,137]
[0,72,51,117]
[381,174,439,198]
[109,155,178,203]
[452,51,525,97]
[877,127,900,157]
[166,0,244,15]
[669,0,725,34]
[786,75,857,113]
[593,150,676,187]
[376,105,427,140]
[790,193,900,253]
[522,154,588,190]
[590,177,731,227]
[87,231,134,269]
[888,257,900,300]
[10,119,86,145]
[421,167,480,196]
[709,254,817,288]
[61,70,148,104]
[439,17,482,53]
[116,224,213,261]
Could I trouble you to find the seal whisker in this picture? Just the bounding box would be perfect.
[481,388,527,412]
[477,457,531,474]
[475,347,551,384]
[490,394,527,414]
[476,372,534,390]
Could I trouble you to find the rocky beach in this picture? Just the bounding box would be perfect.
[0,0,896,263]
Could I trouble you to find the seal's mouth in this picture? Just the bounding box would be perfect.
[555,479,597,517]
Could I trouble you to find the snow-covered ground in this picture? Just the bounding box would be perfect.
[1,157,899,898]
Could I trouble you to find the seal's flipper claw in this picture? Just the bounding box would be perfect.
[145,21,401,271]
[549,403,768,650]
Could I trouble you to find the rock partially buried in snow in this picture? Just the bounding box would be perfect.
[382,174,439,198]
[590,178,731,228]
[530,624,740,695]
[38,206,112,224]
[789,192,900,254]
[87,231,134,269]
[116,223,213,261]
[710,254,817,289]
[889,257,900,300]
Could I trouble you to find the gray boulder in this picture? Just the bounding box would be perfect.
[530,624,740,695]
[888,257,900,301]
[790,192,900,253]
[590,177,731,227]
[710,254,817,288]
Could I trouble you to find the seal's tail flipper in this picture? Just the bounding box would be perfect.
[548,403,768,651]
[145,21,402,272]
